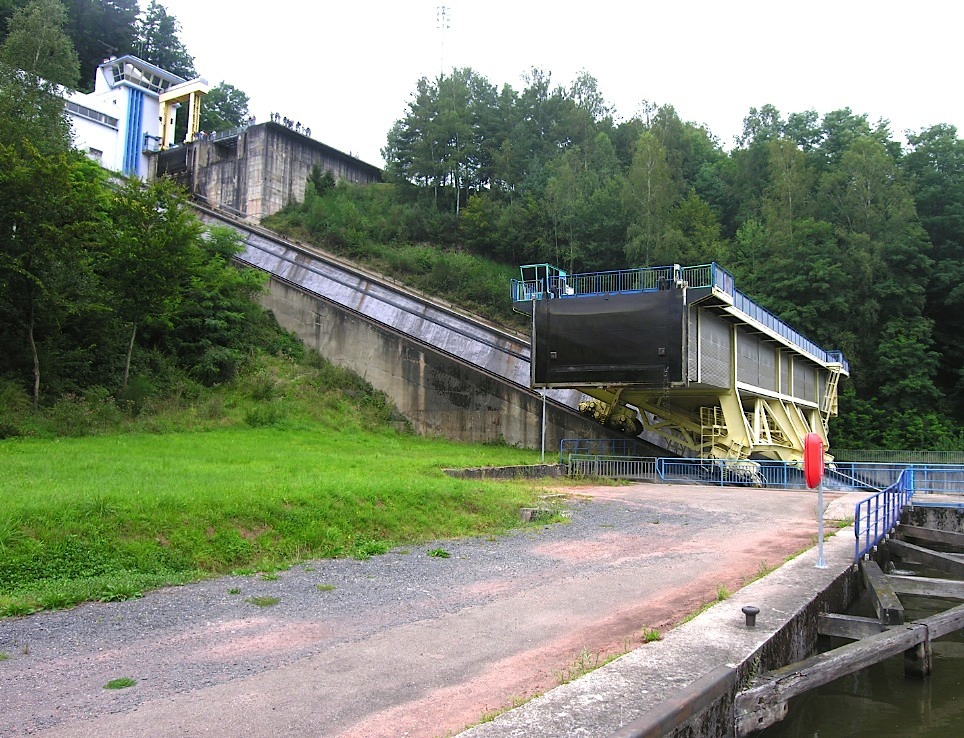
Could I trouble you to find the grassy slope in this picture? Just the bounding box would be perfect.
[0,354,546,617]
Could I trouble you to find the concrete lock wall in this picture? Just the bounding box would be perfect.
[188,124,381,220]
[903,506,964,532]
[261,278,620,448]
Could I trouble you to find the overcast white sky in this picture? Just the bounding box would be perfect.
[156,0,962,167]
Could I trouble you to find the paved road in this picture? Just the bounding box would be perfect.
[0,483,837,737]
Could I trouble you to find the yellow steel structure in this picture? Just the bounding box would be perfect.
[159,78,208,148]
[516,262,849,464]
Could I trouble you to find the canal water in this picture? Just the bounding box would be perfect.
[760,568,964,738]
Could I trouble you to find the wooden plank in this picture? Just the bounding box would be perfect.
[608,666,737,738]
[735,624,926,735]
[905,638,932,678]
[921,601,964,640]
[817,613,885,640]
[898,524,964,550]
[860,559,905,625]
[887,574,964,600]
[887,538,964,578]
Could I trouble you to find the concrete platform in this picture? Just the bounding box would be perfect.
[458,498,862,738]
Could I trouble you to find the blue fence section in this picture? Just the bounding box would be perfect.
[511,263,715,303]
[561,447,964,494]
[854,469,916,561]
[656,458,787,488]
[568,454,658,481]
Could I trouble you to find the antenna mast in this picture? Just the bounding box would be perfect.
[437,5,451,77]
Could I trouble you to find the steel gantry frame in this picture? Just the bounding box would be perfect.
[514,262,849,464]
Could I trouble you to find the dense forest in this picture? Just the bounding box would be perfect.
[2,1,962,450]
[278,68,964,451]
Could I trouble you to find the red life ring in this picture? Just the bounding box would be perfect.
[804,432,824,489]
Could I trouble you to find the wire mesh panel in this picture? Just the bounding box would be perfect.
[567,455,658,481]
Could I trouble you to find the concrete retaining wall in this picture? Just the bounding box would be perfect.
[443,464,566,480]
[261,278,632,449]
[460,528,862,738]
[165,123,381,220]
[903,505,964,532]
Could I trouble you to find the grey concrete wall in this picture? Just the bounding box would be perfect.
[169,123,380,220]
[261,278,632,449]
[903,505,964,532]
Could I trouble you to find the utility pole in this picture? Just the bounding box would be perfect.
[437,5,451,77]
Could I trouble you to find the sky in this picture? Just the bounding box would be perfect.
[156,0,963,168]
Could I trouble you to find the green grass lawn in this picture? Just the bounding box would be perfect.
[0,426,545,616]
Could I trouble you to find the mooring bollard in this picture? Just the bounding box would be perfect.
[742,605,760,627]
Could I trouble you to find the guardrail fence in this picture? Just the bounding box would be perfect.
[854,469,915,561]
[560,443,961,564]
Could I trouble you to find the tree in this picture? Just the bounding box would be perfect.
[63,0,138,88]
[0,145,105,407]
[817,135,938,427]
[905,124,964,420]
[160,226,267,385]
[662,190,725,266]
[104,177,202,390]
[0,0,78,85]
[136,0,194,78]
[383,68,498,216]
[623,131,679,265]
[197,81,249,132]
[761,137,815,249]
[0,0,78,155]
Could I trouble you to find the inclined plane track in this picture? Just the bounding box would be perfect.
[190,204,586,415]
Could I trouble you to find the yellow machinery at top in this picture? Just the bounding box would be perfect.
[512,262,849,463]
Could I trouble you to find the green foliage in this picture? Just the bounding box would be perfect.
[62,0,138,89]
[104,678,136,689]
[353,539,391,559]
[0,139,290,411]
[245,596,279,607]
[308,164,336,196]
[265,182,521,326]
[136,0,194,78]
[197,81,250,132]
[0,0,79,87]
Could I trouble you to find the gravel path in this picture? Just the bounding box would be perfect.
[0,484,833,737]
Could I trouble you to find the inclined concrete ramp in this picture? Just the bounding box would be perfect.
[459,495,861,738]
[193,208,670,452]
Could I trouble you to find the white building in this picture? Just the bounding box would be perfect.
[65,55,207,177]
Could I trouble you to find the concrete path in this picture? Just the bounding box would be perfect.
[0,484,855,738]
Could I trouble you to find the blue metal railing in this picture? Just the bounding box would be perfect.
[656,457,779,487]
[511,262,849,374]
[836,449,964,464]
[710,264,850,373]
[568,454,658,480]
[563,453,964,496]
[511,263,715,304]
[855,469,915,561]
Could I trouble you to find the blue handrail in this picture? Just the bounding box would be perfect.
[854,469,915,561]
